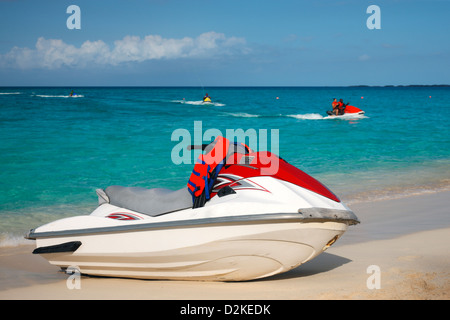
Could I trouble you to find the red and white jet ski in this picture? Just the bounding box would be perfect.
[327,105,365,118]
[27,136,359,281]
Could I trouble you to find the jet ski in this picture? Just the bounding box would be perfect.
[26,136,359,281]
[326,105,365,117]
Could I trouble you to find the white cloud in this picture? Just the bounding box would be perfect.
[358,54,370,61]
[0,32,247,69]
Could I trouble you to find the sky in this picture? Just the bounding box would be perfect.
[0,0,449,86]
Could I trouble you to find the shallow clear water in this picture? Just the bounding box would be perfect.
[1,86,449,243]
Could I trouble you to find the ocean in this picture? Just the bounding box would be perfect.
[1,86,449,245]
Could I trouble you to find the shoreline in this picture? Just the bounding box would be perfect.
[1,190,449,300]
[342,181,450,207]
[1,179,449,248]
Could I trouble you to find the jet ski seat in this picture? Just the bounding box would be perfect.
[97,186,192,217]
[96,136,249,216]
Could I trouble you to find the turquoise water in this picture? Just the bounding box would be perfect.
[1,87,449,243]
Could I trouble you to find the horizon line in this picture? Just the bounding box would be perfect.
[1,84,449,88]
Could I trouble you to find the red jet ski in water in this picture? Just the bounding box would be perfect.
[327,104,365,117]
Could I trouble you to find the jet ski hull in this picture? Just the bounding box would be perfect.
[326,105,365,118]
[29,213,351,281]
[325,111,365,119]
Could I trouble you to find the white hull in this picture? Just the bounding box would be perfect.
[325,111,365,119]
[35,220,347,281]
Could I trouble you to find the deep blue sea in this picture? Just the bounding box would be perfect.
[1,86,449,244]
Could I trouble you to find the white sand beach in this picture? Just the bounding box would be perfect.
[1,190,449,300]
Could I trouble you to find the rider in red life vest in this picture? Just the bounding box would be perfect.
[335,99,345,115]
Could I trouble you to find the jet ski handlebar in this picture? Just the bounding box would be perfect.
[187,144,210,151]
[187,143,251,154]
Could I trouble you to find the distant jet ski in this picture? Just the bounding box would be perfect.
[326,105,365,117]
[203,93,212,103]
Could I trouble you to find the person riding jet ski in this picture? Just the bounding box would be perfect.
[331,98,338,114]
[330,99,348,115]
[336,99,348,115]
[327,98,352,116]
[203,93,212,102]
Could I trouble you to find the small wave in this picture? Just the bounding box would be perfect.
[344,183,450,206]
[0,233,32,247]
[323,114,368,120]
[0,92,21,95]
[34,94,84,98]
[226,112,260,118]
[172,99,225,107]
[287,113,324,120]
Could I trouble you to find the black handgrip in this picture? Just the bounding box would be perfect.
[187,144,210,151]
